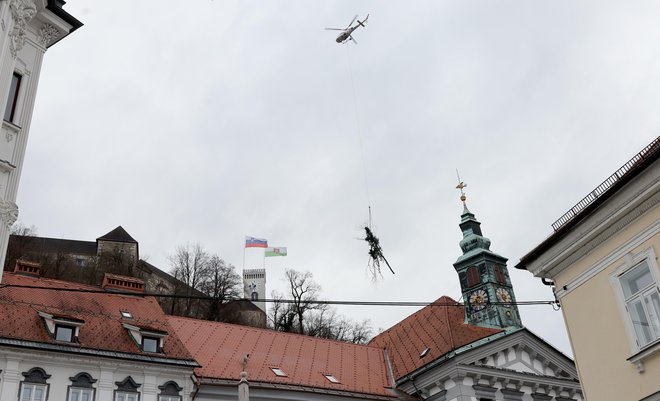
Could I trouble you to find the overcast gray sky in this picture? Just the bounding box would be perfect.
[16,0,660,355]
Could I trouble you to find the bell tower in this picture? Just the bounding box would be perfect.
[453,180,522,329]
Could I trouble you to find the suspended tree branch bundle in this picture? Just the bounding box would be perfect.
[363,226,394,280]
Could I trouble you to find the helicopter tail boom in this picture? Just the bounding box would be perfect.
[357,14,369,28]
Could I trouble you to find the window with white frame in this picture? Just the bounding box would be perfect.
[619,259,660,347]
[20,368,51,401]
[114,393,138,401]
[611,246,660,358]
[69,388,94,401]
[20,383,47,401]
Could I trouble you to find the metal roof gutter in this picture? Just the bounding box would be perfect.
[0,337,200,368]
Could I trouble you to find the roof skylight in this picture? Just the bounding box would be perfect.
[324,374,340,383]
[419,347,430,358]
[120,310,133,319]
[270,367,287,377]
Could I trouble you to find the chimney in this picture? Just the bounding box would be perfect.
[102,273,144,294]
[14,259,41,277]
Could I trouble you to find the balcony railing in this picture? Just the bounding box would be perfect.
[551,136,660,232]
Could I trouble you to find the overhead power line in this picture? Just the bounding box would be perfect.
[0,283,558,308]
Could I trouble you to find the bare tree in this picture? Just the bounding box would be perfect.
[269,290,296,332]
[348,319,372,344]
[267,269,373,342]
[169,243,211,317]
[285,269,323,334]
[201,255,242,321]
[306,309,373,344]
[4,222,37,271]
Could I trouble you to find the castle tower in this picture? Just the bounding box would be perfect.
[0,1,81,282]
[243,268,266,313]
[453,181,522,329]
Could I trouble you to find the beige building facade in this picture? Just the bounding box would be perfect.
[516,137,660,401]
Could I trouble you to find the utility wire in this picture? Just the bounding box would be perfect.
[0,283,558,307]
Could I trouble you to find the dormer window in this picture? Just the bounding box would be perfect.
[122,323,166,353]
[38,312,83,343]
[142,336,159,353]
[55,325,74,342]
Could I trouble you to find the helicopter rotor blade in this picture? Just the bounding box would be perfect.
[346,14,358,29]
[325,28,344,31]
[350,36,357,44]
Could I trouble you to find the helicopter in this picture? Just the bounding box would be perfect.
[325,14,369,44]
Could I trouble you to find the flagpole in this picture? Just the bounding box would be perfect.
[243,242,246,270]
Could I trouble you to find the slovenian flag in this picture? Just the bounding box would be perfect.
[265,247,287,257]
[245,236,268,248]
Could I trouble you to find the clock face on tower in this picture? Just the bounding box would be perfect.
[496,287,512,303]
[469,289,488,310]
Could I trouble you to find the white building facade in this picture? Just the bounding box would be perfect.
[0,0,81,281]
[0,269,198,401]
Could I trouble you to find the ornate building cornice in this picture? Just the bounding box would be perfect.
[38,23,59,47]
[0,198,18,228]
[8,0,37,58]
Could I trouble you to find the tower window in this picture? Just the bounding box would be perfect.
[467,267,480,287]
[4,72,21,123]
[494,266,507,284]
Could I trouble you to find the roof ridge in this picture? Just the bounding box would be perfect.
[3,273,101,291]
[10,235,95,244]
[444,297,456,348]
[97,226,137,243]
[370,295,458,343]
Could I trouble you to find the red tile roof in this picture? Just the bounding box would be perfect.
[167,315,395,398]
[0,273,194,363]
[368,296,501,380]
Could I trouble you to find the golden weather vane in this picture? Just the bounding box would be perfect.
[455,169,467,205]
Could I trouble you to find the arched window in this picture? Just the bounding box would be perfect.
[20,367,51,401]
[114,376,140,401]
[466,267,480,287]
[251,291,258,301]
[158,381,182,401]
[68,372,96,401]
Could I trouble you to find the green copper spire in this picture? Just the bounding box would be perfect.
[452,177,522,330]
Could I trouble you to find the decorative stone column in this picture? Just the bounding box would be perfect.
[238,371,249,401]
[0,358,22,401]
